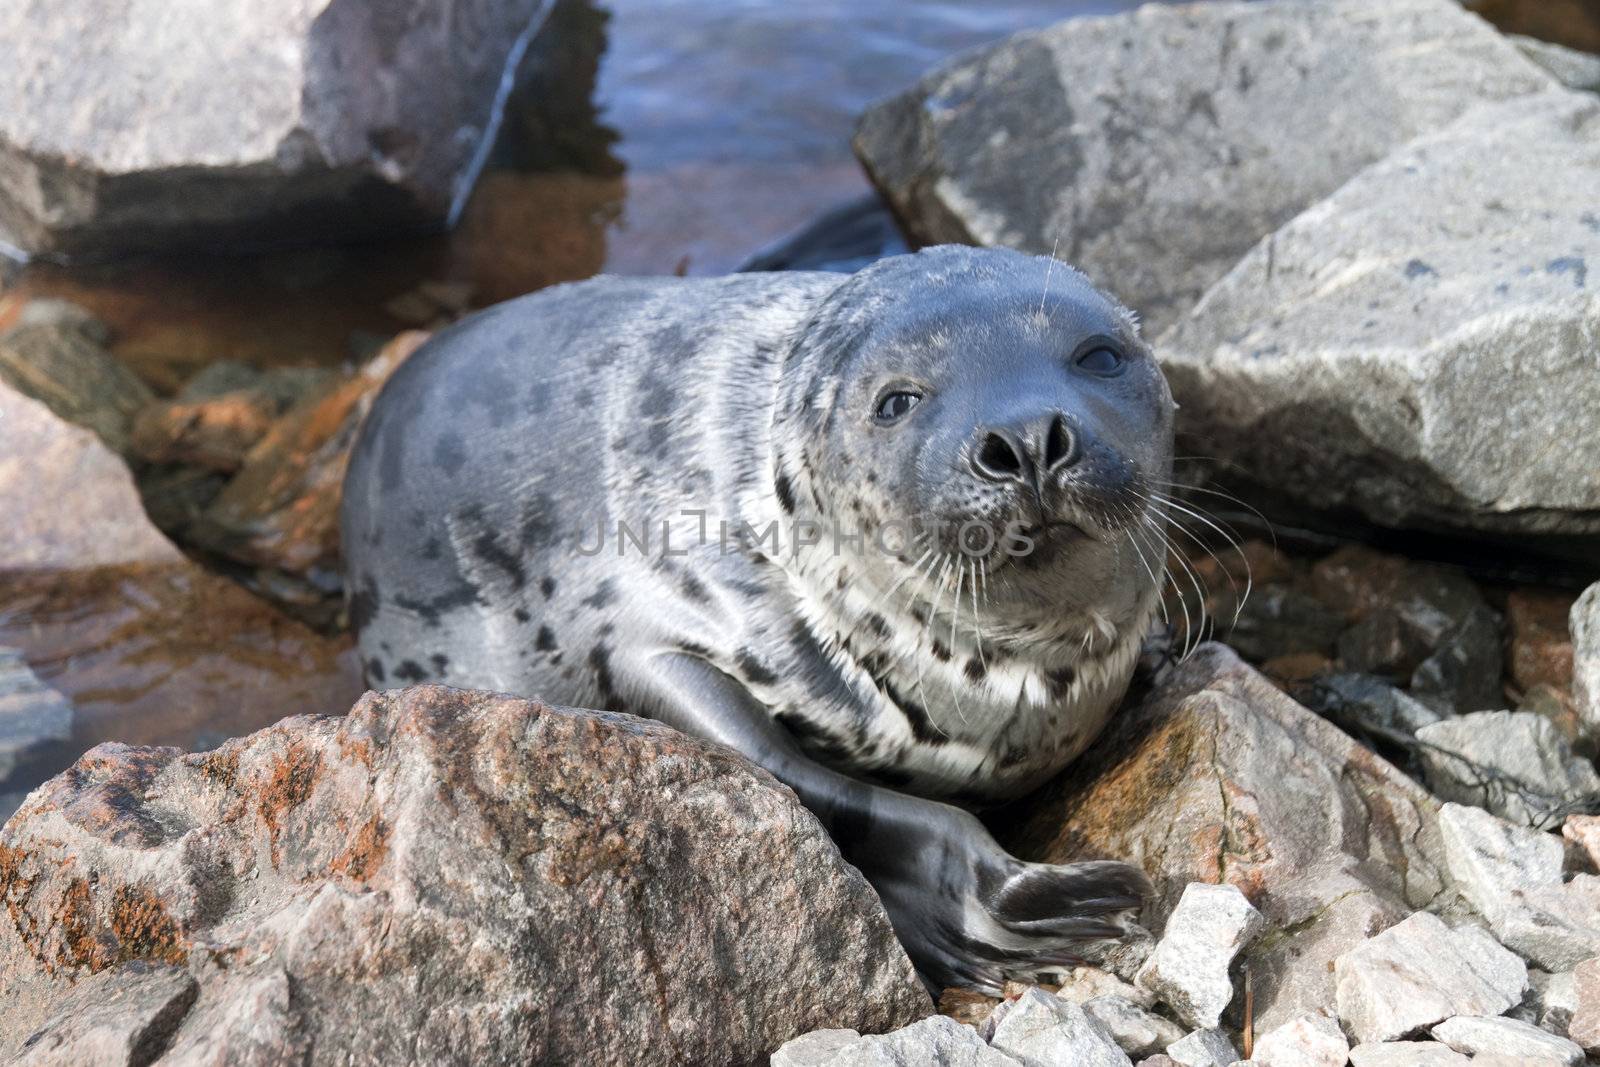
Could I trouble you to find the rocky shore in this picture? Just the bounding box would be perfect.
[1,0,1597,1063]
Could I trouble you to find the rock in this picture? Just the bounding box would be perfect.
[0,650,73,803]
[1570,957,1600,1052]
[129,390,280,473]
[1438,802,1600,970]
[1005,645,1451,1033]
[1137,1057,1179,1067]
[0,315,152,457]
[1083,996,1186,1059]
[1408,606,1505,715]
[1574,583,1600,740]
[1513,35,1600,92]
[1507,590,1577,694]
[0,379,360,787]
[1164,1028,1237,1067]
[771,1029,866,1067]
[1305,673,1444,739]
[989,989,1130,1067]
[771,1017,1014,1067]
[738,194,909,274]
[854,0,1554,334]
[1332,911,1527,1043]
[1136,883,1263,1029]
[939,988,1003,1031]
[1519,684,1589,757]
[1056,966,1155,1009]
[1415,711,1600,829]
[1346,1042,1469,1067]
[1529,968,1580,1033]
[9,961,198,1067]
[177,362,335,411]
[1218,588,1344,666]
[1565,815,1600,871]
[1249,1011,1348,1067]
[0,685,932,1062]
[189,331,430,585]
[0,0,558,259]
[1160,89,1600,537]
[1429,1014,1583,1064]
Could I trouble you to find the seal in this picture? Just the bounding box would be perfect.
[341,245,1176,991]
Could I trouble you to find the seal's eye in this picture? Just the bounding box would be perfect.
[1076,346,1124,375]
[875,391,922,424]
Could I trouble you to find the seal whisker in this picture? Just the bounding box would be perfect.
[1144,511,1211,659]
[1128,500,1190,656]
[1119,500,1171,634]
[1144,488,1254,627]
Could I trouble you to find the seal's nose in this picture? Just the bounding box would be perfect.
[971,413,1078,484]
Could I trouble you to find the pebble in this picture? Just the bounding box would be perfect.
[1164,1027,1237,1067]
[1083,995,1186,1059]
[1416,711,1600,828]
[1347,1041,1468,1066]
[1136,883,1264,1029]
[771,1018,1021,1067]
[1429,1014,1583,1065]
[1333,911,1526,1043]
[1248,1010,1348,1067]
[989,988,1131,1067]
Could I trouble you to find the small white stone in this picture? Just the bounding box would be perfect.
[1430,1014,1583,1065]
[1250,1010,1348,1067]
[1437,802,1600,970]
[1136,883,1264,1029]
[990,988,1131,1067]
[1083,995,1186,1058]
[1333,911,1527,1043]
[1347,1041,1469,1066]
[1572,583,1600,741]
[770,1029,863,1067]
[1056,965,1156,1009]
[772,1017,1022,1067]
[1166,1028,1238,1067]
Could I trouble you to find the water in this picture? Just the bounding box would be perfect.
[0,0,1153,391]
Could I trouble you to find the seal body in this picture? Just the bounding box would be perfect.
[342,246,1175,989]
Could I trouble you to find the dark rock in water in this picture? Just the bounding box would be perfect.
[1002,644,1449,1034]
[0,0,559,260]
[0,649,73,823]
[853,0,1553,334]
[0,685,931,1064]
[739,194,909,274]
[0,312,152,457]
[130,390,281,473]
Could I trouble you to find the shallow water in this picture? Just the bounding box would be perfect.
[1,0,1157,391]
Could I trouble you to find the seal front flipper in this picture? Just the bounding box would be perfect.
[639,651,1150,994]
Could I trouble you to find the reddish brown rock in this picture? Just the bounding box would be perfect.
[129,389,279,473]
[1003,644,1449,1034]
[0,686,931,1065]
[1506,589,1576,694]
[189,331,430,583]
[0,380,360,778]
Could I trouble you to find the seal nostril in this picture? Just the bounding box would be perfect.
[975,431,1027,482]
[1044,414,1077,471]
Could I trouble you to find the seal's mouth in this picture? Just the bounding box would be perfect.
[1016,519,1091,545]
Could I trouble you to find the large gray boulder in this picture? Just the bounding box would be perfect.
[0,684,931,1065]
[853,0,1553,333]
[0,0,555,260]
[1159,89,1600,537]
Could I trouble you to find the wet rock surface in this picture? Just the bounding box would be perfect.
[854,0,1553,334]
[0,651,73,818]
[0,685,931,1064]
[0,378,361,800]
[0,0,559,259]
